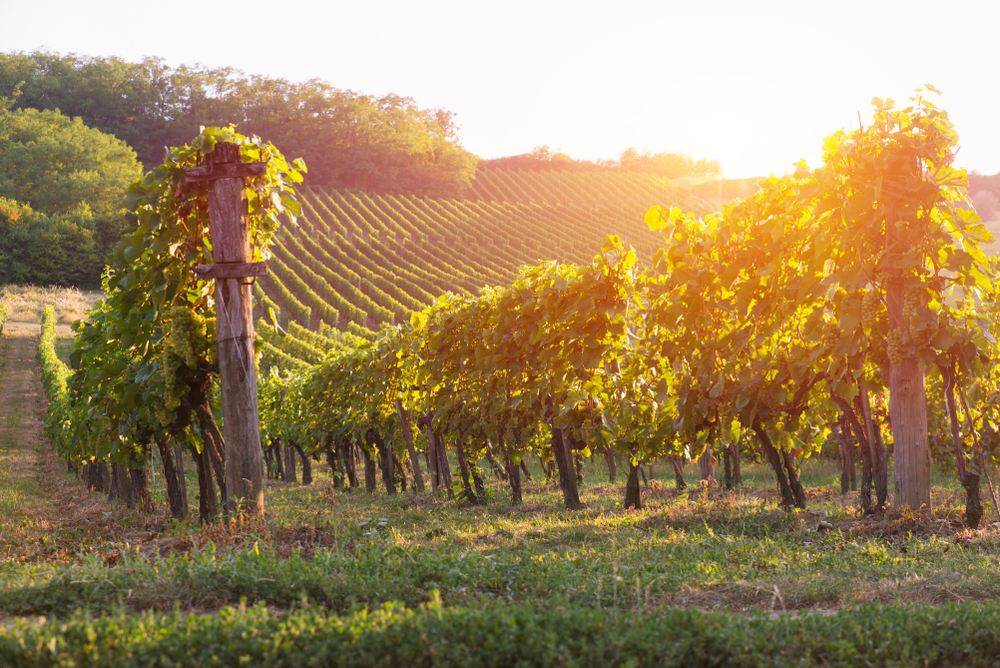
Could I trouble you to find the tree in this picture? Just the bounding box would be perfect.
[0,197,103,287]
[0,50,478,198]
[619,148,722,178]
[0,106,141,215]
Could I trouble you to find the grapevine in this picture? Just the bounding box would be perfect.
[821,322,840,353]
[861,289,881,330]
[886,328,904,367]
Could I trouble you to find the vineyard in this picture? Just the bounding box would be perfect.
[23,91,1000,525]
[6,91,1000,665]
[255,170,759,333]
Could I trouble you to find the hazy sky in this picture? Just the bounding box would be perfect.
[6,0,999,178]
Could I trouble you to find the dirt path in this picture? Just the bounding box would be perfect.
[0,326,118,562]
[2,320,74,336]
[0,327,49,528]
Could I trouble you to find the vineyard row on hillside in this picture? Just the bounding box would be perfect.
[258,168,732,332]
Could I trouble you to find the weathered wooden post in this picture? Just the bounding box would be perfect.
[186,142,269,517]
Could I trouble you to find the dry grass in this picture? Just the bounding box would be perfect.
[0,284,100,325]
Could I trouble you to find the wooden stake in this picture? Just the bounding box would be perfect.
[188,142,266,517]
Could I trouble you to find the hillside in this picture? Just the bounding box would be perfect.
[257,170,761,332]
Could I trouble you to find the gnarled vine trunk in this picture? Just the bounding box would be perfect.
[342,439,358,488]
[129,464,153,514]
[624,458,642,509]
[832,395,875,515]
[194,399,227,507]
[395,398,424,493]
[454,434,479,504]
[83,462,110,494]
[697,446,716,487]
[362,446,377,495]
[282,440,297,483]
[836,416,856,495]
[857,386,888,511]
[941,363,983,528]
[669,455,687,489]
[723,440,741,489]
[781,449,806,508]
[434,431,453,498]
[550,426,581,510]
[366,428,395,496]
[325,434,344,488]
[751,417,801,508]
[187,441,217,523]
[500,434,522,505]
[290,440,312,486]
[600,444,618,482]
[157,437,187,519]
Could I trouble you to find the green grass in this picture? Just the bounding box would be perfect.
[3,443,1000,664]
[8,599,1000,667]
[1,451,994,620]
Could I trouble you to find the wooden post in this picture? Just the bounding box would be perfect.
[887,269,931,512]
[186,142,268,517]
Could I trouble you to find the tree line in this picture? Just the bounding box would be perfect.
[0,50,478,198]
[480,145,723,178]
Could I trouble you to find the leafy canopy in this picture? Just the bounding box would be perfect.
[0,106,141,215]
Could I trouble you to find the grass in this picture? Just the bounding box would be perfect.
[2,449,997,620]
[0,284,99,325]
[4,452,1000,666]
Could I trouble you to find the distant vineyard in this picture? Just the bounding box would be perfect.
[257,169,760,333]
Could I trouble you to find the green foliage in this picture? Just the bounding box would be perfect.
[35,305,72,454]
[0,197,104,288]
[0,50,477,197]
[637,89,999,507]
[250,90,999,517]
[0,103,138,288]
[55,127,304,472]
[7,593,1000,666]
[0,106,141,215]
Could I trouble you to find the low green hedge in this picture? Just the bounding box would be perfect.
[2,600,999,667]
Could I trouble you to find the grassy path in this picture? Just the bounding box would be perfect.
[0,325,50,529]
[0,321,116,563]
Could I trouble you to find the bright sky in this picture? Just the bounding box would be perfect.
[6,0,999,178]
